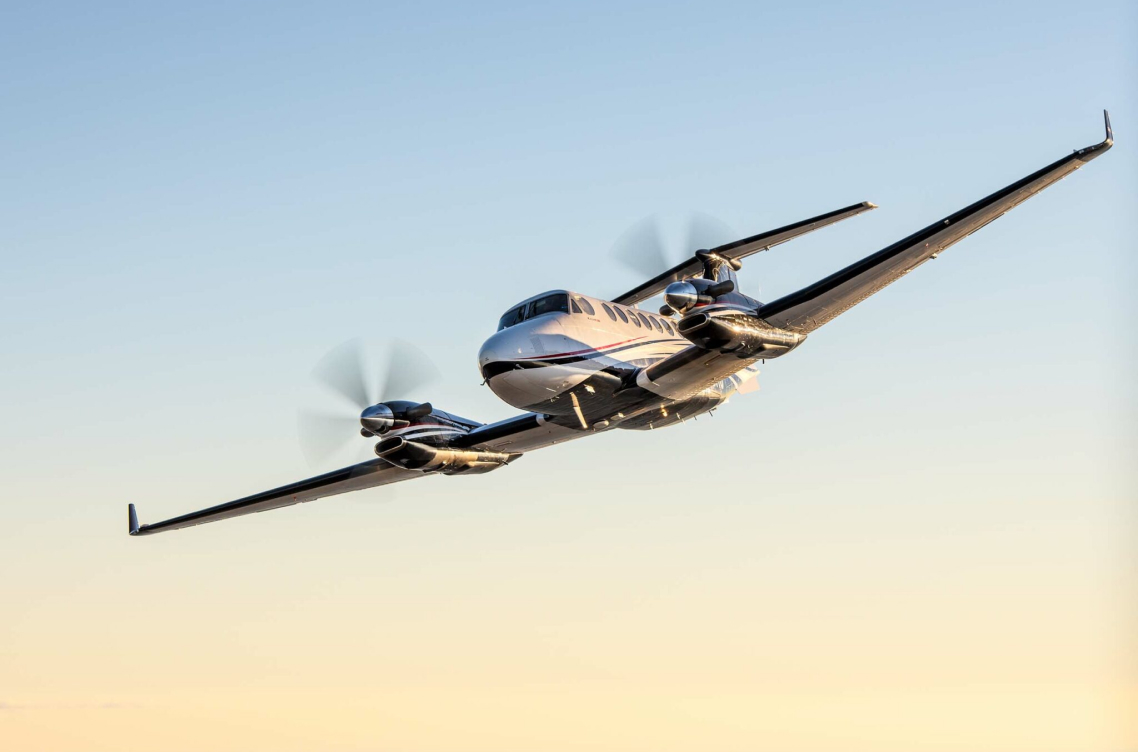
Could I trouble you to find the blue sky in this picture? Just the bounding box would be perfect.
[1,2,1134,750]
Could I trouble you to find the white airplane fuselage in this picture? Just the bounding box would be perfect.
[477,289,758,427]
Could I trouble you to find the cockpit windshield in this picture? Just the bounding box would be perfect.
[497,306,525,331]
[528,293,568,319]
[497,293,570,331]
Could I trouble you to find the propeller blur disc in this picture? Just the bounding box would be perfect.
[297,339,441,470]
[611,212,738,281]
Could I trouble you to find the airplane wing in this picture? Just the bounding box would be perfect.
[758,111,1114,334]
[128,411,580,536]
[612,202,878,306]
[451,412,581,453]
[128,460,418,536]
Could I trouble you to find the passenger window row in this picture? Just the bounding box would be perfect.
[498,293,678,336]
[600,302,676,336]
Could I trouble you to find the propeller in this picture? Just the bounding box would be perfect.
[611,211,737,280]
[297,339,440,468]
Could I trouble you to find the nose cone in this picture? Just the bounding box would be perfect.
[478,323,537,376]
[478,326,539,408]
[478,316,584,410]
[477,333,501,372]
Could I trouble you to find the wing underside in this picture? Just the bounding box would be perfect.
[129,411,575,536]
[758,112,1114,334]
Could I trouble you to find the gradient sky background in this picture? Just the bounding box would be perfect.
[2,2,1135,750]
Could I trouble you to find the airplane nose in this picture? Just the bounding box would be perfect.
[478,328,514,367]
[478,327,526,382]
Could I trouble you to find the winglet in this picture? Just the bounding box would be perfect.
[128,504,140,536]
[1074,109,1114,162]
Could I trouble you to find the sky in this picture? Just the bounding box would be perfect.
[1,1,1135,750]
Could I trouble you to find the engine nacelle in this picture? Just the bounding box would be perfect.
[374,436,519,475]
[676,308,805,358]
[663,278,735,314]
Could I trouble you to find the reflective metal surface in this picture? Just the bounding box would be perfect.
[359,403,395,434]
[663,280,699,313]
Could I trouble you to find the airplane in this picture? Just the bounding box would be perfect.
[128,111,1114,537]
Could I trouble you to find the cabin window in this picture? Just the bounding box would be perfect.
[528,293,569,319]
[663,319,675,335]
[629,310,642,328]
[497,306,525,331]
[614,307,629,324]
[650,317,663,332]
[576,297,595,316]
[602,303,617,321]
[637,312,653,329]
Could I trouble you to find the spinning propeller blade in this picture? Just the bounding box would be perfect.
[311,338,371,408]
[683,211,737,256]
[379,339,441,405]
[298,339,440,469]
[611,215,669,279]
[612,212,737,279]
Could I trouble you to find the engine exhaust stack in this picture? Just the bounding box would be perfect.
[374,437,520,475]
[675,308,805,358]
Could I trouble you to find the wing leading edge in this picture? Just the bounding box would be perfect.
[612,201,878,306]
[128,411,574,536]
[758,111,1114,334]
[128,460,418,536]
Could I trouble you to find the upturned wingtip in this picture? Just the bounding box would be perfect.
[128,504,140,536]
[1074,109,1114,161]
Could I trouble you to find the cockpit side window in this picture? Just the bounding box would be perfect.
[528,293,569,319]
[498,306,525,331]
[576,297,595,316]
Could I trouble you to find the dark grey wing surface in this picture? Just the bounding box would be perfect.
[452,412,581,453]
[759,112,1114,334]
[129,414,584,536]
[128,460,417,536]
[612,202,877,306]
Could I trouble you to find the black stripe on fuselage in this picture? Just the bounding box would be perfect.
[481,338,681,379]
